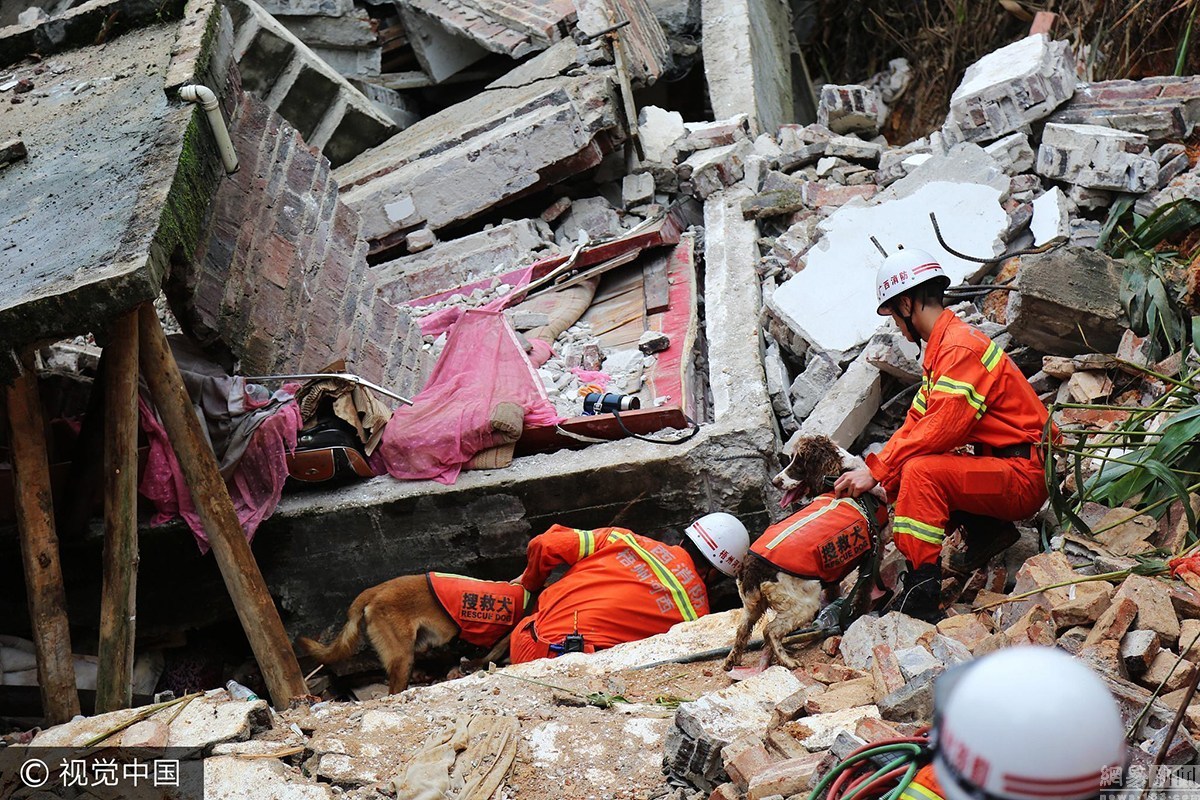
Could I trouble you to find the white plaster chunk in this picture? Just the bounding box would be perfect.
[984,132,1037,175]
[789,705,882,751]
[639,105,686,166]
[943,34,1075,145]
[895,646,941,681]
[675,667,802,745]
[767,178,1007,356]
[1029,186,1070,245]
[1036,122,1159,192]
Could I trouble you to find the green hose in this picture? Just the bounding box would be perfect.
[805,743,925,800]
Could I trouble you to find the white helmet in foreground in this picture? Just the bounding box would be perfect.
[875,247,950,315]
[935,646,1125,800]
[684,513,749,577]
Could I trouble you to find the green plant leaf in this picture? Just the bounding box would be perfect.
[1129,199,1200,250]
[1100,196,1136,252]
[1139,458,1198,533]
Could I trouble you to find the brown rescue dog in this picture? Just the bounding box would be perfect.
[296,574,519,693]
[724,435,887,672]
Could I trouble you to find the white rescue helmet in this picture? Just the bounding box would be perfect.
[684,513,749,577]
[934,646,1125,800]
[875,247,950,315]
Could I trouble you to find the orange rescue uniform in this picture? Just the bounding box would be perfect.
[510,524,710,663]
[902,765,946,800]
[426,573,530,648]
[750,494,888,583]
[864,310,1052,567]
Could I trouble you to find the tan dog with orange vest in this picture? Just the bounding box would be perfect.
[296,573,530,693]
[725,435,889,672]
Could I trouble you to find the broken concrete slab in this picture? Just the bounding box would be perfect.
[789,354,841,420]
[375,219,556,304]
[942,34,1075,145]
[394,0,573,59]
[1036,123,1159,193]
[1047,75,1200,142]
[767,144,1009,358]
[336,72,622,253]
[700,0,792,135]
[227,0,398,168]
[555,196,623,244]
[1006,245,1127,356]
[1136,164,1200,217]
[895,646,940,681]
[818,84,885,136]
[399,5,489,83]
[824,136,883,163]
[792,355,880,449]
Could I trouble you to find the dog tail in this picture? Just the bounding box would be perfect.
[296,593,368,666]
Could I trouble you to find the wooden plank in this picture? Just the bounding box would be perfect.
[643,254,670,314]
[96,309,139,714]
[5,351,79,724]
[514,407,689,456]
[137,303,307,709]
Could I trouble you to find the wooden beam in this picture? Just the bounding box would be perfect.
[96,309,140,713]
[5,352,80,724]
[136,303,307,709]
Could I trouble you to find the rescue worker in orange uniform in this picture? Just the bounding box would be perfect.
[509,513,750,663]
[834,247,1052,622]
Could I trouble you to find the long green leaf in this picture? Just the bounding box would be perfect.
[1149,275,1181,345]
[1176,4,1197,77]
[1129,199,1200,250]
[1150,408,1200,462]
[1140,458,1198,534]
[1100,196,1136,252]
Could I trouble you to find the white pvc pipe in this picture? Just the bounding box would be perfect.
[178,84,239,175]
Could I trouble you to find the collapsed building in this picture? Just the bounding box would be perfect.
[2,0,1200,797]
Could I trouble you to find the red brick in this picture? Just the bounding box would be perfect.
[746,753,826,800]
[708,783,742,800]
[1083,596,1138,647]
[723,740,777,791]
[871,644,906,697]
[855,716,904,743]
[805,663,867,684]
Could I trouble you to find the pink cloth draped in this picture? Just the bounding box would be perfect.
[378,310,562,484]
[138,396,302,553]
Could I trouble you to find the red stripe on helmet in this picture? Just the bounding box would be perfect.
[692,522,717,549]
[911,263,941,274]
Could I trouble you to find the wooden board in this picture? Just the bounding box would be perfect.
[643,254,671,314]
[514,407,690,456]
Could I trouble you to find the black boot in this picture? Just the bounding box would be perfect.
[891,563,943,623]
[945,512,1020,574]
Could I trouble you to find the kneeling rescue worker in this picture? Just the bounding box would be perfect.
[509,513,750,663]
[834,247,1055,622]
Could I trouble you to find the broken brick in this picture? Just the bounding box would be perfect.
[746,753,827,800]
[870,645,906,698]
[1120,630,1162,678]
[1083,596,1138,648]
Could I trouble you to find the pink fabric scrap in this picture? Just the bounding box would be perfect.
[569,368,610,388]
[378,310,562,484]
[138,397,302,553]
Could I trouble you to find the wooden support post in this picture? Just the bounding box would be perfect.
[136,303,307,708]
[5,352,80,724]
[96,310,140,713]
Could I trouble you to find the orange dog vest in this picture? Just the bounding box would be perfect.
[750,494,887,583]
[427,573,530,648]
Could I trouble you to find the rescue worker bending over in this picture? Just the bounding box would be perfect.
[510,513,750,663]
[834,247,1053,623]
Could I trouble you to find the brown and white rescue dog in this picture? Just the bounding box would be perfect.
[724,435,888,672]
[296,575,520,693]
